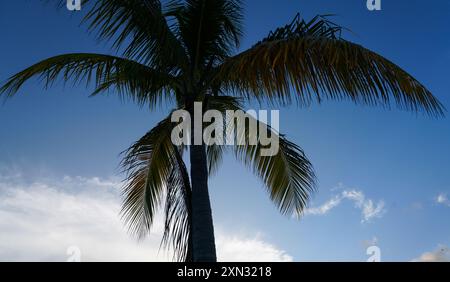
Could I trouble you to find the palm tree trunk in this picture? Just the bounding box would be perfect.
[189,141,217,262]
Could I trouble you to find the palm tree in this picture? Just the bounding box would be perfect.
[1,0,444,262]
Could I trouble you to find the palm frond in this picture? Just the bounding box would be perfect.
[120,118,175,239]
[0,53,175,107]
[203,95,316,214]
[215,15,445,116]
[161,146,193,261]
[121,116,192,261]
[176,0,244,69]
[81,0,188,69]
[233,120,316,215]
[255,13,343,45]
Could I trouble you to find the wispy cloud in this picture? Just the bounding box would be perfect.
[435,193,450,207]
[412,245,450,262]
[304,187,386,223]
[303,195,341,216]
[0,170,292,262]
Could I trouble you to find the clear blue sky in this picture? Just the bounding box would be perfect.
[0,0,449,261]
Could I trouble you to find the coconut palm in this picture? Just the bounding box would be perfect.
[0,0,444,262]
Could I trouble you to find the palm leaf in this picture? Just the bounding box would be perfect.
[0,53,176,107]
[121,116,192,261]
[161,146,193,261]
[233,119,316,215]
[204,95,316,214]
[120,118,175,239]
[215,14,445,116]
[79,0,188,69]
[256,13,343,45]
[175,0,244,70]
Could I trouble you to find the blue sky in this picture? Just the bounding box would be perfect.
[0,0,449,261]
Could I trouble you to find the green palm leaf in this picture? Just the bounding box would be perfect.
[216,14,445,116]
[120,118,174,239]
[120,116,192,261]
[162,146,192,261]
[205,95,316,215]
[234,131,316,215]
[64,0,188,68]
[0,53,176,107]
[174,0,243,70]
[256,13,343,45]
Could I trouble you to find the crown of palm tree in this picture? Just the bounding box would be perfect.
[1,0,444,261]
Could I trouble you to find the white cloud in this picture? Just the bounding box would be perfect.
[304,188,386,223]
[217,234,292,262]
[436,193,450,207]
[0,174,164,262]
[0,170,291,262]
[303,195,341,216]
[412,245,450,262]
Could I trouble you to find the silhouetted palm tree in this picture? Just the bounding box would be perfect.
[1,0,444,262]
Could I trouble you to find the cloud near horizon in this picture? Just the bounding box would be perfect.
[304,188,386,223]
[412,245,450,262]
[0,170,292,262]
